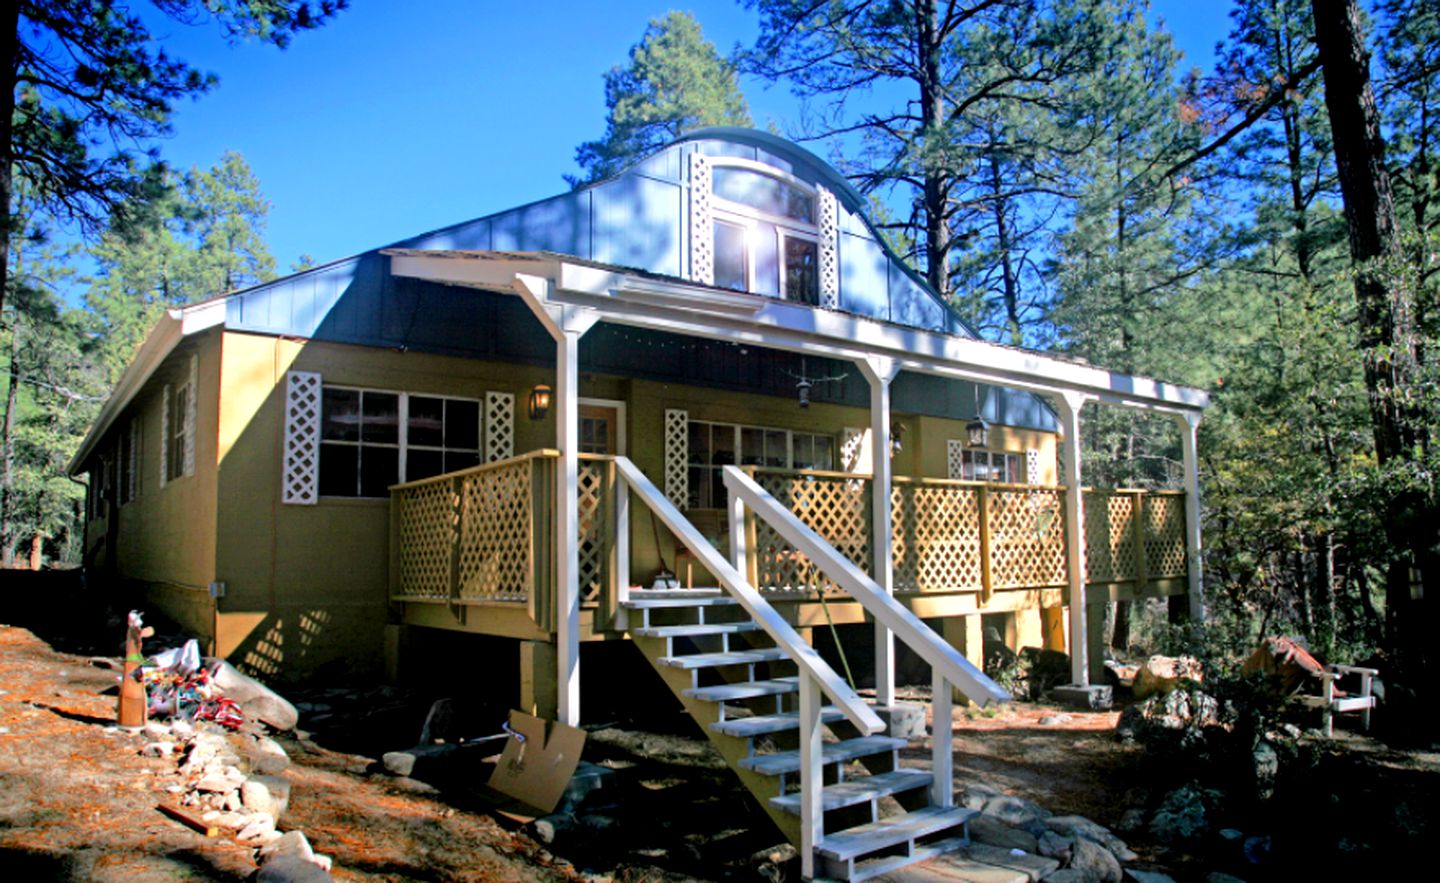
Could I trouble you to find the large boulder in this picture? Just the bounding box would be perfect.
[210,661,299,731]
[1070,837,1123,883]
[1241,636,1325,697]
[1132,656,1203,700]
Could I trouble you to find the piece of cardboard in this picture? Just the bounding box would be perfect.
[486,710,586,813]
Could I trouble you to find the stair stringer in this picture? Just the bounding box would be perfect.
[630,631,803,847]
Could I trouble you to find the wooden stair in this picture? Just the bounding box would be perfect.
[625,588,976,882]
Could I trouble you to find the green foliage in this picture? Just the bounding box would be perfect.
[570,11,750,186]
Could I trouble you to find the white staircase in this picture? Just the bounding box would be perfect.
[610,459,1008,880]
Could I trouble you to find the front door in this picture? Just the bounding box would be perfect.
[578,404,621,455]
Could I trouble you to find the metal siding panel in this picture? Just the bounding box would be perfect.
[889,262,944,331]
[754,148,796,177]
[592,175,682,276]
[839,232,890,320]
[633,147,682,181]
[409,217,492,251]
[516,191,591,258]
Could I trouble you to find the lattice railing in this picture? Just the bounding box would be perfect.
[1083,490,1139,583]
[1143,492,1187,578]
[750,468,871,594]
[577,456,610,604]
[891,479,983,594]
[986,486,1067,589]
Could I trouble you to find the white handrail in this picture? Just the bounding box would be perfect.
[613,457,884,736]
[724,465,1011,707]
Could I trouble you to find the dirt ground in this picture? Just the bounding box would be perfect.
[2,577,1435,881]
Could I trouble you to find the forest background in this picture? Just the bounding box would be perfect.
[4,0,1435,693]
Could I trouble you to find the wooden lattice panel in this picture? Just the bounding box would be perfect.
[1026,448,1041,485]
[689,152,714,285]
[946,440,964,480]
[987,487,1067,589]
[891,483,983,593]
[841,427,866,474]
[1145,494,1187,578]
[282,371,322,504]
[395,480,455,599]
[1084,491,1137,583]
[456,460,534,601]
[485,391,514,462]
[159,383,170,489]
[817,185,839,308]
[577,460,607,604]
[183,354,197,477]
[664,409,688,507]
[753,472,870,594]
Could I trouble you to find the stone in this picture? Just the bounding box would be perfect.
[963,782,1003,811]
[255,854,333,883]
[1133,656,1203,700]
[1203,874,1247,883]
[531,814,578,845]
[381,744,457,779]
[554,761,621,815]
[224,790,243,812]
[1115,809,1147,834]
[210,661,299,731]
[1052,684,1113,710]
[1045,816,1137,862]
[1038,714,1072,726]
[259,830,314,864]
[242,776,291,820]
[983,794,1052,826]
[215,811,249,830]
[170,719,194,739]
[143,722,172,740]
[1037,831,1074,863]
[874,702,927,739]
[972,814,1041,853]
[1251,741,1278,801]
[965,842,1061,881]
[312,854,333,872]
[194,766,246,793]
[236,812,276,841]
[1125,872,1177,883]
[246,736,292,775]
[141,742,175,758]
[1070,836,1123,883]
[1150,785,1213,843]
[1044,871,1088,883]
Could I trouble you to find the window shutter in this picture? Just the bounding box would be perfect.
[817,185,839,309]
[282,371,323,504]
[947,440,965,480]
[159,385,171,489]
[688,152,714,286]
[127,419,141,501]
[183,355,198,477]
[485,391,514,462]
[1027,448,1041,485]
[665,409,688,507]
[841,427,867,474]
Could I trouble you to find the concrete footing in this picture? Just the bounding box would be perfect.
[1051,684,1113,710]
[873,702,927,739]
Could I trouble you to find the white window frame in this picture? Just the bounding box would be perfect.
[708,158,823,304]
[687,418,835,509]
[710,210,758,293]
[776,226,821,305]
[319,384,484,498]
[958,448,1022,484]
[165,380,192,483]
[709,158,820,228]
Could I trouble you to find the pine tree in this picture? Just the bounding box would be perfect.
[570,11,751,186]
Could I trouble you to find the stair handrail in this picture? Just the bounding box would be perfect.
[612,456,884,736]
[723,465,1011,707]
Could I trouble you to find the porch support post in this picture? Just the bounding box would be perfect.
[858,355,901,706]
[512,274,601,727]
[1054,391,1092,687]
[1175,411,1205,623]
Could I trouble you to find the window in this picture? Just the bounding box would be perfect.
[687,419,834,508]
[961,449,1021,483]
[713,219,750,292]
[708,161,821,304]
[319,387,481,498]
[713,166,815,223]
[166,383,190,482]
[118,419,140,505]
[780,232,819,305]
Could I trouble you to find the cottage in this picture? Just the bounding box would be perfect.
[71,129,1206,879]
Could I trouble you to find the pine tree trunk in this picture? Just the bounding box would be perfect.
[1,326,19,569]
[0,2,17,319]
[915,0,951,299]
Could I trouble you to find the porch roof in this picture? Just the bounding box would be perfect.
[382,249,1210,415]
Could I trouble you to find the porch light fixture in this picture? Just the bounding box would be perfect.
[890,421,905,454]
[528,384,552,420]
[796,378,813,409]
[966,414,989,448]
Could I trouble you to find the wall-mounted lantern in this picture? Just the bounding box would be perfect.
[890,420,905,455]
[966,414,989,448]
[796,378,813,409]
[528,384,552,420]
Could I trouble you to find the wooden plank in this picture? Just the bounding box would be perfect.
[157,803,219,838]
[739,735,906,776]
[963,843,1060,882]
[623,597,740,609]
[660,647,788,669]
[770,768,932,814]
[685,676,799,702]
[818,805,977,861]
[633,622,760,638]
[712,706,844,737]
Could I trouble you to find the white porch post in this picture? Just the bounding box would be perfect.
[1054,391,1091,687]
[1176,410,1206,623]
[858,356,901,707]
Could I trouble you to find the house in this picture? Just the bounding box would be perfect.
[71,129,1206,879]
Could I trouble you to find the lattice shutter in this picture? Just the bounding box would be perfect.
[126,419,141,500]
[485,391,514,462]
[1026,448,1041,485]
[817,185,840,309]
[182,355,198,477]
[159,384,170,489]
[947,440,965,480]
[689,153,714,286]
[841,427,866,474]
[282,371,323,505]
[665,409,689,507]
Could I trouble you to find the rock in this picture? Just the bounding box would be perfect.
[1039,714,1073,726]
[255,854,333,882]
[1044,871,1088,883]
[1241,636,1324,697]
[1038,831,1075,862]
[1133,655,1203,700]
[141,741,175,758]
[236,812,276,841]
[194,766,246,793]
[1203,874,1247,883]
[962,782,1003,811]
[311,854,333,872]
[1116,688,1222,741]
[1150,785,1213,843]
[170,719,194,739]
[1115,808,1147,834]
[982,794,1052,826]
[966,842,1060,880]
[210,661,299,731]
[143,722,172,740]
[1125,872,1177,883]
[1251,741,1278,801]
[1045,816,1137,862]
[224,790,243,812]
[215,811,249,830]
[971,814,1041,852]
[258,830,314,864]
[382,744,459,779]
[531,814,578,845]
[1070,836,1123,883]
[246,735,292,775]
[242,776,291,820]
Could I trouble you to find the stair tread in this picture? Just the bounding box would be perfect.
[685,676,799,702]
[836,835,970,883]
[818,805,978,862]
[633,622,760,638]
[660,648,788,669]
[711,707,844,737]
[628,588,723,599]
[623,596,739,609]
[738,735,907,776]
[770,768,933,814]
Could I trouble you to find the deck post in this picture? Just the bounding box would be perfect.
[799,673,823,880]
[1054,391,1091,687]
[1175,411,1205,623]
[858,355,901,707]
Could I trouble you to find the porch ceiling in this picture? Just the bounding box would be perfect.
[382,249,1209,415]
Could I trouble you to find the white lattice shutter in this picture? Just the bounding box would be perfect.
[127,419,140,500]
[689,153,714,286]
[817,185,840,309]
[841,427,866,474]
[947,440,965,480]
[485,391,514,462]
[183,355,198,477]
[282,371,323,504]
[665,409,689,507]
[1026,448,1041,485]
[159,384,171,489]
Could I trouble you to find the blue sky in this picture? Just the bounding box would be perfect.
[144,0,1234,275]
